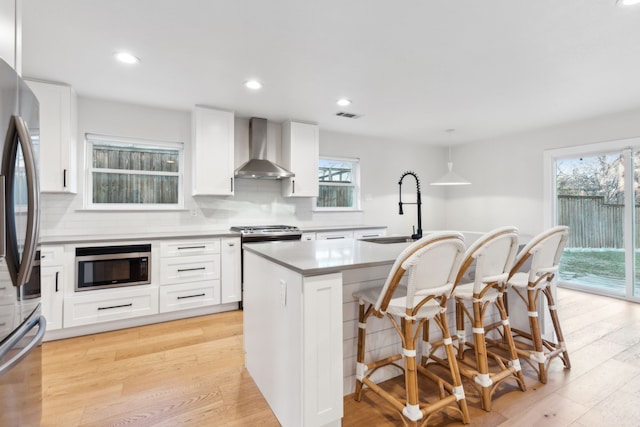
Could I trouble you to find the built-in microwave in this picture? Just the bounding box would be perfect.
[75,244,151,291]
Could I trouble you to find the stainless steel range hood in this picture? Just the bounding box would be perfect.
[234,117,294,179]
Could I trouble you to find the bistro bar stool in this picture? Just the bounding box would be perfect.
[353,232,470,425]
[505,225,570,384]
[426,226,526,412]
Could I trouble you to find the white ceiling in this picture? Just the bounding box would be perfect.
[20,0,640,145]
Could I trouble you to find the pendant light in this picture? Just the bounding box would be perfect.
[430,130,471,186]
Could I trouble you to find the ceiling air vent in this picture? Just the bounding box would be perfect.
[335,111,361,119]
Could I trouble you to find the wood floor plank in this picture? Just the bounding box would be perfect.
[39,288,640,426]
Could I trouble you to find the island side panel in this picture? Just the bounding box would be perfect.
[244,251,344,427]
[243,251,304,426]
[302,273,344,427]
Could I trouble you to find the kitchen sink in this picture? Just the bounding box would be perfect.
[360,236,415,244]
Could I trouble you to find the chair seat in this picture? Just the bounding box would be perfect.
[508,272,531,289]
[354,285,444,319]
[453,282,500,303]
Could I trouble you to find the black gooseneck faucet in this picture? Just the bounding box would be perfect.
[398,171,422,240]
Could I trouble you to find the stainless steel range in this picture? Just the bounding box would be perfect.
[230,225,302,308]
[230,225,302,243]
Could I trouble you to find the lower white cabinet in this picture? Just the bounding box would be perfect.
[353,228,387,239]
[159,238,225,312]
[159,281,220,313]
[221,238,241,304]
[315,230,354,240]
[63,286,159,328]
[159,255,220,285]
[41,265,64,331]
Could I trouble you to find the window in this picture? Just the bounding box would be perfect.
[316,157,360,210]
[85,134,184,209]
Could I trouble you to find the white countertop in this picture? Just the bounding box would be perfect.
[39,229,240,245]
[243,239,408,276]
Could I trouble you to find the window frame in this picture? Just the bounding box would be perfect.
[84,133,185,210]
[314,156,361,211]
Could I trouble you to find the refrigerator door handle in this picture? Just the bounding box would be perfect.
[0,175,4,259]
[0,305,46,376]
[14,116,39,287]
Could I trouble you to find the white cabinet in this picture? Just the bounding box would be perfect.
[221,238,241,304]
[63,286,159,328]
[0,0,18,70]
[192,106,235,196]
[159,238,221,313]
[301,232,316,241]
[353,228,387,239]
[315,230,354,240]
[26,80,77,193]
[40,245,65,331]
[281,121,319,197]
[40,266,64,331]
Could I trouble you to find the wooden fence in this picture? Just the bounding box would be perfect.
[557,195,631,248]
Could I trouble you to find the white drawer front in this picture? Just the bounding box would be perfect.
[160,255,220,285]
[159,281,220,313]
[316,230,354,240]
[64,287,159,328]
[40,245,65,266]
[160,240,220,257]
[353,229,387,239]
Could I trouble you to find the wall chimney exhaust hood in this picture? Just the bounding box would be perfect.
[234,117,295,179]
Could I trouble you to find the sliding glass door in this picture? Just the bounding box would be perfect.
[548,140,640,301]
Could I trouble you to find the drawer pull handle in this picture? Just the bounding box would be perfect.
[177,267,206,273]
[55,271,59,292]
[361,234,378,238]
[326,236,345,240]
[178,245,206,250]
[227,243,235,247]
[98,303,133,311]
[177,293,206,300]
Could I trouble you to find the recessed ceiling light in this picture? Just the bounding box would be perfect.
[114,51,140,64]
[336,98,352,107]
[617,0,640,6]
[245,80,262,90]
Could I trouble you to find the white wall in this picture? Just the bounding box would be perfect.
[445,107,640,236]
[40,97,446,238]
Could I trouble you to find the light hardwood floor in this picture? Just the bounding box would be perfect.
[40,288,640,426]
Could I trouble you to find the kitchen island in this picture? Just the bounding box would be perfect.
[242,238,416,427]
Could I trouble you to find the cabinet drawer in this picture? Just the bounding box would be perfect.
[353,229,387,239]
[40,245,65,266]
[315,231,354,240]
[160,240,220,257]
[63,287,159,328]
[160,255,220,285]
[159,281,220,313]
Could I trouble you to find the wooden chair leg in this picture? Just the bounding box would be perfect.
[471,299,493,412]
[543,286,571,370]
[527,288,547,384]
[456,300,466,360]
[401,317,422,422]
[439,311,471,424]
[355,302,366,401]
[496,293,526,391]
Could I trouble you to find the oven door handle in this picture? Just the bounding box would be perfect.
[0,305,46,376]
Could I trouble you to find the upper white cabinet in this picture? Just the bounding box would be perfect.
[281,121,319,197]
[192,106,235,196]
[0,0,18,71]
[26,80,78,193]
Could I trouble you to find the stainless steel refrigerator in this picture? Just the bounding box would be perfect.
[0,57,45,426]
